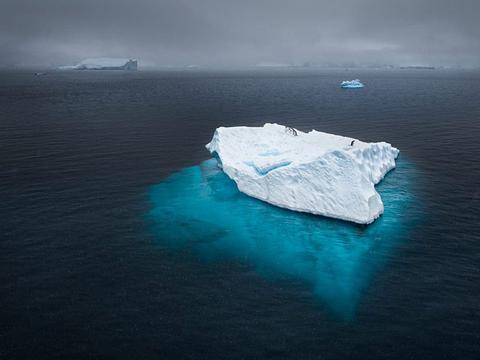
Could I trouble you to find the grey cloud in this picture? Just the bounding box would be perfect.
[1,0,479,68]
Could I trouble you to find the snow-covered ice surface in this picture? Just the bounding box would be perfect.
[59,58,137,70]
[341,79,365,88]
[206,123,399,224]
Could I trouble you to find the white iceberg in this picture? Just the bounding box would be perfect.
[59,58,138,71]
[206,123,399,224]
[341,79,364,88]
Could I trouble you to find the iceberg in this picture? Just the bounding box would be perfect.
[206,123,399,224]
[341,79,365,88]
[58,58,138,71]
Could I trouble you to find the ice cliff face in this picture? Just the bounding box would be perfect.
[206,123,399,224]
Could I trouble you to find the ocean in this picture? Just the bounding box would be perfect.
[1,69,479,359]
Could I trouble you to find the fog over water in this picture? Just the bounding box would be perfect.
[1,0,479,68]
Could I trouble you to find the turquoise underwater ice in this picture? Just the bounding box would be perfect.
[149,158,418,319]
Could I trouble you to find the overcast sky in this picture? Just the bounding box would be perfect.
[1,0,479,68]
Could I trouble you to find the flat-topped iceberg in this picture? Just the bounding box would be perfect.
[59,58,138,71]
[206,123,399,224]
[341,79,364,88]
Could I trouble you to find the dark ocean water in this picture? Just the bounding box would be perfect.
[1,69,479,359]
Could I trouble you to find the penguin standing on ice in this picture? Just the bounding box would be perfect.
[285,126,298,136]
[350,140,355,146]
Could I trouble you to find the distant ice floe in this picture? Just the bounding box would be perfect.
[341,79,365,88]
[206,123,399,224]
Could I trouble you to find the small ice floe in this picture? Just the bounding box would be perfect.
[341,79,365,89]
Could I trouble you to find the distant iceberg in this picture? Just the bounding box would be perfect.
[59,58,138,71]
[341,79,364,88]
[206,123,399,224]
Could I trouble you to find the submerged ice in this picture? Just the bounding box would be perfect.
[206,123,399,224]
[149,158,418,318]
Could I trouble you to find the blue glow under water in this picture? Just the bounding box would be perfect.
[149,158,419,319]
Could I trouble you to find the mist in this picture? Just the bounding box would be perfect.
[1,0,479,68]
